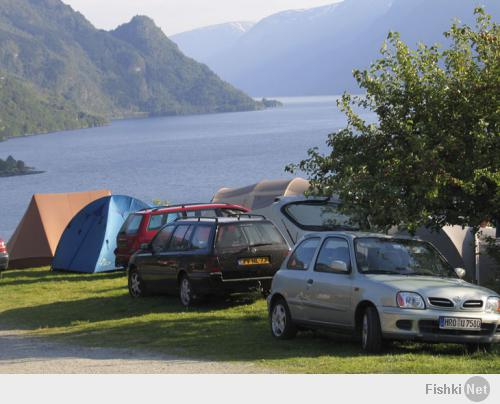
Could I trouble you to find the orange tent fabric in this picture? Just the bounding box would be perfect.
[7,190,111,269]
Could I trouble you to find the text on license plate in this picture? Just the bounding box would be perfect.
[439,317,481,330]
[238,257,270,266]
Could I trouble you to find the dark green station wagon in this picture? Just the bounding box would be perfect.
[127,216,290,306]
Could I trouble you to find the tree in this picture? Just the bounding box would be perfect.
[287,8,499,239]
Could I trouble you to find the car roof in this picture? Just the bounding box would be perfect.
[173,215,270,226]
[136,203,248,215]
[272,195,341,206]
[302,231,419,241]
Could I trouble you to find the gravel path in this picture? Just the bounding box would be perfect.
[0,328,270,374]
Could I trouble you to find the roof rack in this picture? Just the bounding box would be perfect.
[228,213,267,220]
[138,202,244,213]
[175,216,220,223]
[174,214,266,223]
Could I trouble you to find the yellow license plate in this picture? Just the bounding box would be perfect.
[238,257,270,266]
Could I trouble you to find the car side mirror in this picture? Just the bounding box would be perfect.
[140,243,150,251]
[330,260,348,272]
[454,267,466,279]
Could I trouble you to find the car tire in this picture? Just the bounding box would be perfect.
[128,268,146,298]
[270,297,297,340]
[361,306,383,353]
[466,343,493,354]
[179,275,196,307]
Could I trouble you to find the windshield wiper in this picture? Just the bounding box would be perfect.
[406,272,450,278]
[363,270,401,275]
[323,225,358,231]
[250,243,274,248]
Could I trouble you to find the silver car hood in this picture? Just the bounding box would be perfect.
[365,275,498,298]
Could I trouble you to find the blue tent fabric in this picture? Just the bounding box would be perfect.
[52,195,149,273]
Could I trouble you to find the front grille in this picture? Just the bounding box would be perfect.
[428,297,454,308]
[462,300,483,309]
[418,320,495,336]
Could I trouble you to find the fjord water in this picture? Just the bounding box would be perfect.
[0,96,370,238]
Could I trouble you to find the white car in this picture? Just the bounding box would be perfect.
[268,231,500,353]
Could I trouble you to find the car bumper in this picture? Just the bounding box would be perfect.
[379,306,500,344]
[0,253,8,270]
[190,272,273,295]
[115,254,130,268]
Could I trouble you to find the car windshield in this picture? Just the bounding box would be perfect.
[355,237,456,278]
[283,201,358,231]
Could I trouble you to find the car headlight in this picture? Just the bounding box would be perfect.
[485,296,500,313]
[396,292,426,309]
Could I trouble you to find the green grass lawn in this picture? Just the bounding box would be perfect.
[0,268,498,373]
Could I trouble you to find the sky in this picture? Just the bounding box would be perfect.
[62,0,341,35]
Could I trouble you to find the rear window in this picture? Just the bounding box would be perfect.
[184,208,247,218]
[186,209,218,218]
[169,225,192,251]
[283,201,357,231]
[151,225,175,253]
[122,214,143,235]
[216,222,286,249]
[147,212,179,231]
[191,225,213,250]
[288,237,321,270]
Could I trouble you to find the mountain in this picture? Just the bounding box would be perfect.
[0,72,104,140]
[0,0,260,138]
[174,0,500,96]
[171,21,254,65]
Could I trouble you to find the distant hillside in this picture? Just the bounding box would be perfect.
[0,0,260,138]
[174,0,500,96]
[172,21,254,64]
[0,72,104,140]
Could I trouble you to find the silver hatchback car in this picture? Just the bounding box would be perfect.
[268,232,500,353]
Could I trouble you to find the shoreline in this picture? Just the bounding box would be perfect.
[0,97,294,144]
[0,170,45,178]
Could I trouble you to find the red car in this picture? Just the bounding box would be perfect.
[115,203,249,268]
[0,238,9,273]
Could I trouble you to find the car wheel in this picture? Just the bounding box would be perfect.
[179,275,195,307]
[270,298,297,340]
[361,306,383,353]
[466,343,492,354]
[128,269,146,298]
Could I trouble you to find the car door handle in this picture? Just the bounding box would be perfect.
[307,279,314,285]
[157,260,172,265]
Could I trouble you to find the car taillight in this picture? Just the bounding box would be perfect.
[0,241,6,253]
[206,256,222,273]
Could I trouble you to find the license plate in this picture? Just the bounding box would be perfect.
[238,257,270,266]
[439,317,482,330]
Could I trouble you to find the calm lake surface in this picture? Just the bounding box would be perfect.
[0,96,372,239]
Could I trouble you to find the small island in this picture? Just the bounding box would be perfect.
[260,98,283,108]
[0,155,43,177]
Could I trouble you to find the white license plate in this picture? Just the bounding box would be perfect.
[439,317,481,330]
